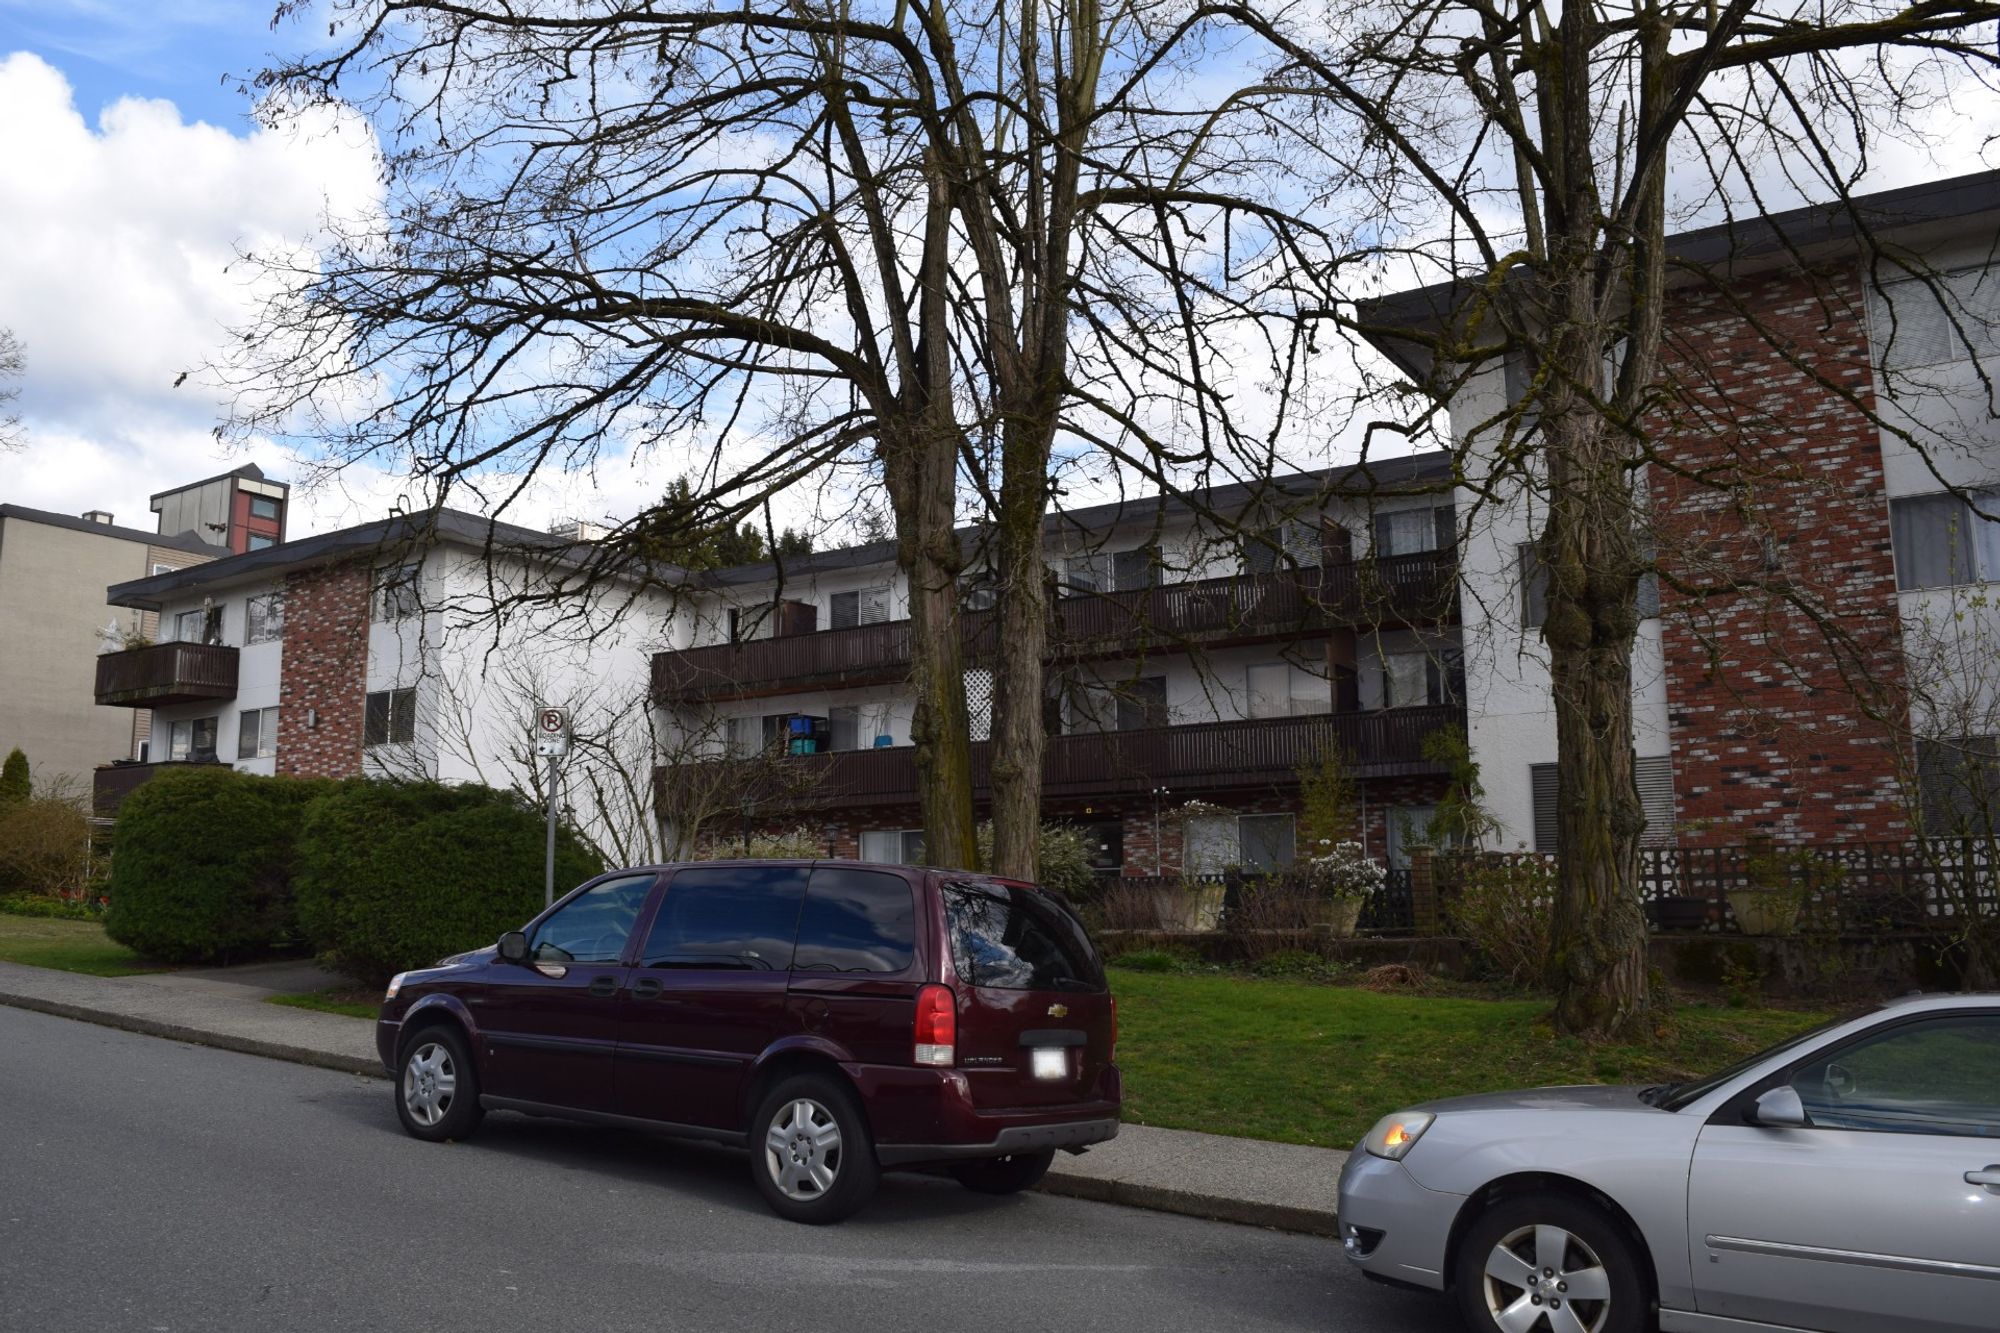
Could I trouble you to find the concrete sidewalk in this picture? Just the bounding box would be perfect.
[0,958,1344,1236]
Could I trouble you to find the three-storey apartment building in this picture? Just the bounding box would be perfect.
[650,458,1469,875]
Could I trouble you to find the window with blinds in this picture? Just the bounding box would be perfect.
[1868,265,2000,371]
[1530,755,1676,853]
[829,586,891,628]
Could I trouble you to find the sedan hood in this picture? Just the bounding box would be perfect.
[1420,1084,1655,1115]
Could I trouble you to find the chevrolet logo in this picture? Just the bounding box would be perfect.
[1047,1003,1068,1019]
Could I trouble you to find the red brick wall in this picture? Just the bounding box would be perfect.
[276,562,370,778]
[1652,265,1910,845]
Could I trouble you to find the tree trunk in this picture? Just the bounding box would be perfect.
[1539,398,1653,1039]
[987,416,1055,881]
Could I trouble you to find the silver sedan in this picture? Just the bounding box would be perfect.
[1337,992,2000,1333]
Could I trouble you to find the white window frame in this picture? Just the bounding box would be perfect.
[244,593,285,644]
[237,706,280,760]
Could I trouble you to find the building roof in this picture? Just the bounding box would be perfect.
[1360,168,2000,378]
[0,504,225,557]
[697,449,1456,587]
[147,462,278,502]
[105,507,584,610]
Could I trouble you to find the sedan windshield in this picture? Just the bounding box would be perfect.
[1658,1009,1869,1111]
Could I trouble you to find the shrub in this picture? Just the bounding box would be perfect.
[1,892,104,919]
[696,826,824,859]
[1445,852,1557,990]
[105,768,333,962]
[1093,879,1160,931]
[0,748,28,805]
[296,780,604,983]
[973,821,1103,903]
[1108,948,1185,973]
[0,796,93,899]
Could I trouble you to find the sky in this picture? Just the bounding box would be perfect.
[3,3,1999,548]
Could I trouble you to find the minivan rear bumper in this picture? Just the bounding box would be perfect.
[855,1063,1122,1167]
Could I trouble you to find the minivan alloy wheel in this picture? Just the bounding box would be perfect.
[1481,1223,1613,1333]
[764,1097,843,1200]
[403,1042,458,1128]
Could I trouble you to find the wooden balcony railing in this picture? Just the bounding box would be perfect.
[653,549,1459,703]
[93,642,240,708]
[657,704,1464,811]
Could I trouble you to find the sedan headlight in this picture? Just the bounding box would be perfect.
[1362,1110,1435,1160]
[384,972,408,1002]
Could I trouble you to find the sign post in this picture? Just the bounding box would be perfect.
[534,707,571,906]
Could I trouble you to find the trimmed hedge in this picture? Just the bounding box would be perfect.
[105,768,334,962]
[295,780,603,983]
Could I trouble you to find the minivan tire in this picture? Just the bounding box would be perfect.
[395,1023,485,1143]
[750,1073,880,1224]
[950,1149,1055,1196]
[1453,1193,1647,1333]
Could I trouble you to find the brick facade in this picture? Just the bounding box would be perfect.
[1653,265,1910,845]
[276,562,371,778]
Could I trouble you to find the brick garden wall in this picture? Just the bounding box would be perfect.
[1652,265,1911,845]
[275,562,371,778]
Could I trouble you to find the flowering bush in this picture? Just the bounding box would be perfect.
[1290,841,1385,902]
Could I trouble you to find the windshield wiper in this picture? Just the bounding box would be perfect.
[1637,1083,1680,1107]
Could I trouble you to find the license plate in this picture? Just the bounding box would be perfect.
[1032,1047,1068,1080]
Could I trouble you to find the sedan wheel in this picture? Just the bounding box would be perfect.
[1454,1195,1645,1333]
[1481,1224,1613,1333]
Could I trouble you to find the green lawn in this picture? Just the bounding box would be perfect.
[268,990,381,1021]
[1110,968,1827,1148]
[0,914,160,977]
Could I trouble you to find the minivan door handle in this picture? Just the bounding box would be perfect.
[631,977,663,1001]
[1967,1167,2000,1190]
[588,975,619,998]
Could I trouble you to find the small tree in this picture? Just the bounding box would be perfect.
[1421,730,1503,849]
[1296,747,1361,855]
[0,748,30,805]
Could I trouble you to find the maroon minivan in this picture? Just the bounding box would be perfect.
[376,861,1120,1222]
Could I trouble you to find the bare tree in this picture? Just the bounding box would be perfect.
[0,328,23,452]
[1227,0,2000,1035]
[235,1,1325,880]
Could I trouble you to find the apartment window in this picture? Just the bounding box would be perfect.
[1186,813,1294,876]
[1371,505,1454,557]
[827,705,861,752]
[1869,265,2000,371]
[1891,492,2000,590]
[363,688,417,748]
[246,534,274,551]
[1062,675,1166,734]
[376,563,421,621]
[1244,520,1321,574]
[859,829,925,865]
[1062,548,1157,597]
[728,602,776,642]
[1519,543,1548,629]
[1531,755,1676,854]
[150,562,174,576]
[1246,662,1331,719]
[174,607,223,646]
[1917,736,2000,834]
[829,586,891,629]
[244,593,284,644]
[1386,806,1439,869]
[1380,648,1462,709]
[167,717,219,763]
[959,571,998,611]
[237,706,280,760]
[249,495,281,521]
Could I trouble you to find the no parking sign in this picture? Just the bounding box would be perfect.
[534,706,570,757]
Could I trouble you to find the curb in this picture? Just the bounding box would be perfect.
[0,991,386,1081]
[1,990,1337,1236]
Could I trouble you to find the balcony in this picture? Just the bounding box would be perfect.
[91,759,227,817]
[653,549,1459,704]
[657,704,1464,811]
[93,642,240,708]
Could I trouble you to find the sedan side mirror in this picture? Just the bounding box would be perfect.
[497,930,529,964]
[1750,1085,1809,1128]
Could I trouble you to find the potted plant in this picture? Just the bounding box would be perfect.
[1153,799,1233,931]
[1727,839,1804,937]
[1153,872,1229,932]
[1292,841,1385,938]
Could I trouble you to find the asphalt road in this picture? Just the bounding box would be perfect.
[0,1006,1453,1333]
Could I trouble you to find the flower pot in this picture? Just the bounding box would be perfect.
[1307,897,1366,939]
[1152,883,1227,932]
[1726,887,1800,937]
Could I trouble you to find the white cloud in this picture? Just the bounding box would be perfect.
[0,50,380,534]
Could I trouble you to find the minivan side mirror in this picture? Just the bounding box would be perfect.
[1750,1085,1809,1128]
[497,930,529,964]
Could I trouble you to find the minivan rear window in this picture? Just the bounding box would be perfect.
[942,881,1105,993]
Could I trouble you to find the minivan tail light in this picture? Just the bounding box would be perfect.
[914,984,956,1067]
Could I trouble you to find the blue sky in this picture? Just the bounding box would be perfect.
[0,1,293,130]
